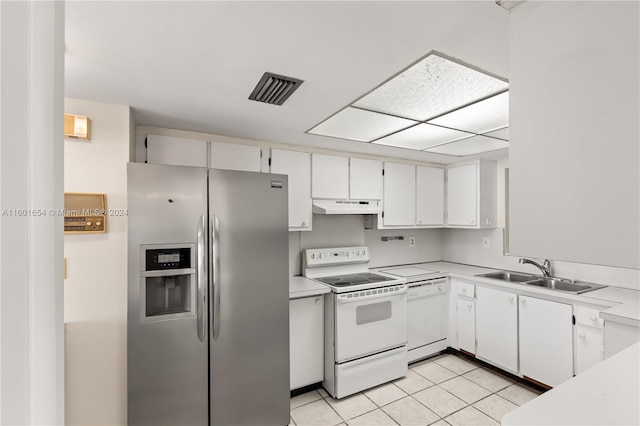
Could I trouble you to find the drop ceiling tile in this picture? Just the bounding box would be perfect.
[372,123,473,150]
[424,135,509,156]
[482,126,509,141]
[307,107,417,142]
[428,91,509,134]
[353,52,509,121]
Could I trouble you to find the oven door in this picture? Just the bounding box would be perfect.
[334,285,408,363]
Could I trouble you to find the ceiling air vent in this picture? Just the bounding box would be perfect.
[249,72,303,106]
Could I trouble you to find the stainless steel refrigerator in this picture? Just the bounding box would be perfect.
[127,162,289,426]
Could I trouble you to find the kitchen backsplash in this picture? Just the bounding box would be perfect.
[288,215,443,275]
[443,228,640,291]
[289,216,639,291]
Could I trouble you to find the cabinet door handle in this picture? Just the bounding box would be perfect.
[508,295,514,302]
[467,303,473,310]
[520,298,526,304]
[315,298,320,305]
[578,332,586,338]
[590,315,597,321]
[462,288,467,293]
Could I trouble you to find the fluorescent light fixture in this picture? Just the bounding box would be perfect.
[307,107,416,142]
[373,123,473,150]
[482,126,509,141]
[353,52,508,121]
[424,135,509,156]
[306,51,509,157]
[428,91,509,134]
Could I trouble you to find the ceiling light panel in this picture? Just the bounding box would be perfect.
[424,135,509,156]
[428,91,509,134]
[482,126,509,141]
[307,107,417,142]
[373,123,473,150]
[352,52,509,121]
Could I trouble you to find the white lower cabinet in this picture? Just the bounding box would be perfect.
[574,305,604,374]
[456,298,476,355]
[476,287,518,373]
[575,325,604,374]
[289,296,324,390]
[519,295,573,387]
[604,321,640,359]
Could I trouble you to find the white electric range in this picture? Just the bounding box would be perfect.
[303,246,408,399]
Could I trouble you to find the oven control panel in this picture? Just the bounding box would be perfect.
[304,246,370,267]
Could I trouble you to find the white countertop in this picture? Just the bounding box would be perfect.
[296,260,639,324]
[377,261,640,325]
[289,276,330,299]
[502,342,640,426]
[584,286,640,326]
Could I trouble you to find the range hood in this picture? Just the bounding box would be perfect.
[312,200,381,215]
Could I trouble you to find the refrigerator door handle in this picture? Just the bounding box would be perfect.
[196,215,207,342]
[210,215,221,340]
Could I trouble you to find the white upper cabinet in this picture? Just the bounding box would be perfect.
[416,166,445,226]
[350,158,382,200]
[446,163,476,226]
[210,141,261,172]
[311,154,349,199]
[365,162,445,229]
[446,160,496,228]
[382,162,416,226]
[146,134,207,167]
[270,149,312,231]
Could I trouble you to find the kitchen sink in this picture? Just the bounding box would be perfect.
[525,278,604,294]
[480,271,536,282]
[479,271,606,294]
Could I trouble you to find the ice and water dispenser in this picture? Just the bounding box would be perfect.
[140,244,196,320]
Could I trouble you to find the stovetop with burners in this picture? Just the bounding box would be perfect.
[303,246,406,293]
[315,272,397,287]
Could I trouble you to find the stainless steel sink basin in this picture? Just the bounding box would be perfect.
[525,278,604,294]
[479,271,606,294]
[480,272,536,282]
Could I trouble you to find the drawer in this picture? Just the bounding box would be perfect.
[575,305,604,329]
[457,282,475,298]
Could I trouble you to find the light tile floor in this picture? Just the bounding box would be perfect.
[290,353,543,426]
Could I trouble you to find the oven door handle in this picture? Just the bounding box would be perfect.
[336,285,407,304]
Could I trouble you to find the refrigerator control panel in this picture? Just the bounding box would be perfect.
[144,247,192,271]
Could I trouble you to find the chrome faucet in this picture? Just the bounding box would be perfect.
[519,258,552,277]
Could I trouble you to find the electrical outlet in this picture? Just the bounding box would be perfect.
[482,237,490,249]
[409,236,416,247]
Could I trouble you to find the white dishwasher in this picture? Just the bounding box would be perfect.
[407,278,449,362]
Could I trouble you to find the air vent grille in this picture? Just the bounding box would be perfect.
[249,72,303,105]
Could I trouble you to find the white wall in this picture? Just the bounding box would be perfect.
[64,98,131,425]
[0,2,65,424]
[508,0,640,269]
[443,228,640,290]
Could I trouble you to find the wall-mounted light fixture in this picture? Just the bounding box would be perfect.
[64,113,91,140]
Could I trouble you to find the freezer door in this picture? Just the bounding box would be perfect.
[127,163,208,426]
[208,169,290,426]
